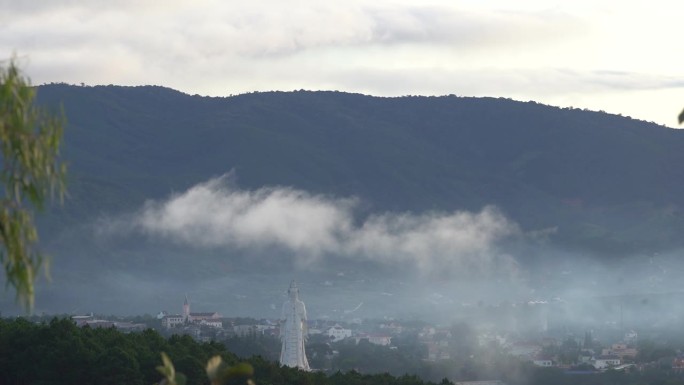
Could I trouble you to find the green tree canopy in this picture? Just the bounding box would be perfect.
[0,59,66,309]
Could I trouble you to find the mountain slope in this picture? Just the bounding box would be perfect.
[35,84,684,253]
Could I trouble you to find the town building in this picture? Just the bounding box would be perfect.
[601,343,638,360]
[71,315,145,332]
[425,341,451,361]
[233,324,256,337]
[592,355,621,369]
[532,358,554,367]
[161,295,222,329]
[354,333,392,346]
[327,324,352,342]
[161,314,184,329]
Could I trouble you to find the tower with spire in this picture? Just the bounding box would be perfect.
[183,295,190,322]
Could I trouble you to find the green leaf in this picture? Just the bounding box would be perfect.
[206,357,254,385]
[0,57,66,311]
[226,363,254,378]
[175,373,187,385]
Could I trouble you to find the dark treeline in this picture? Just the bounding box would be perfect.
[0,317,227,385]
[0,318,437,385]
[4,318,684,385]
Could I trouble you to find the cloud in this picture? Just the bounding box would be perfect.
[0,1,585,88]
[364,6,584,48]
[4,1,680,126]
[346,208,516,274]
[137,176,355,255]
[1,2,582,56]
[131,175,519,276]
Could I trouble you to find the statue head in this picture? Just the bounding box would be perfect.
[288,280,299,301]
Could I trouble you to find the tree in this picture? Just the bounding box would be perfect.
[0,59,66,310]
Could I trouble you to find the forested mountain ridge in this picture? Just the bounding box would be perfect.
[34,84,684,254]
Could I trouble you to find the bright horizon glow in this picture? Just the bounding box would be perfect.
[1,0,682,126]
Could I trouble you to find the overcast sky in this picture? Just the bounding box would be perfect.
[1,0,682,126]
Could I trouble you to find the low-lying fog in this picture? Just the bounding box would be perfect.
[3,175,684,339]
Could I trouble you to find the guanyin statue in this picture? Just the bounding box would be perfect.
[279,280,310,371]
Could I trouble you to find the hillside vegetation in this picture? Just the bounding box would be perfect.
[35,85,684,254]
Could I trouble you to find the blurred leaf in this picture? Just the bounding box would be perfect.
[158,352,175,377]
[226,362,255,378]
[206,356,254,385]
[156,352,187,385]
[175,373,187,385]
[679,108,684,124]
[206,355,225,383]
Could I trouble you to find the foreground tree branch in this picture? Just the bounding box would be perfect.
[0,59,66,310]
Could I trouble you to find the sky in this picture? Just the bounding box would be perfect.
[1,0,683,126]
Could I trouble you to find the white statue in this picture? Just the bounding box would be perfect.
[279,280,310,371]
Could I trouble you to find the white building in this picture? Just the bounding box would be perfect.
[354,333,392,346]
[327,325,352,342]
[368,335,392,346]
[200,319,223,328]
[593,355,621,369]
[256,324,277,333]
[532,359,554,367]
[161,315,184,329]
[234,324,256,337]
[162,295,222,329]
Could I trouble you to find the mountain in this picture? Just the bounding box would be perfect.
[13,84,684,317]
[35,84,684,253]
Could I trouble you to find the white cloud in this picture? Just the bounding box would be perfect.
[346,208,516,273]
[139,176,354,256]
[133,176,518,275]
[2,1,682,126]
